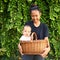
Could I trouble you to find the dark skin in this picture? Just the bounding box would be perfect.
[18,9,50,58]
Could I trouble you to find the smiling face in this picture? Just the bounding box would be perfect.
[31,9,41,23]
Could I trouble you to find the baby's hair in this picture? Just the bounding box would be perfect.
[23,25,31,30]
[30,4,41,13]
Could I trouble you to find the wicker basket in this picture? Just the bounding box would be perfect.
[20,32,48,55]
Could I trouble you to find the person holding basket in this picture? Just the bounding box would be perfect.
[18,4,50,60]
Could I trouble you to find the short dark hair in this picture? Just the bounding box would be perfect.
[30,4,41,13]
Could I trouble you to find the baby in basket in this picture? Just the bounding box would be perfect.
[19,25,31,41]
[19,25,31,55]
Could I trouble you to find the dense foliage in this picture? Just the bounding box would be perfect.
[0,0,60,60]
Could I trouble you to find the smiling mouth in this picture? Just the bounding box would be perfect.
[33,19,38,22]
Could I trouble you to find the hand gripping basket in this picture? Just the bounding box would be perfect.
[20,32,48,55]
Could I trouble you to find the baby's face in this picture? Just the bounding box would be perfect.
[23,26,31,37]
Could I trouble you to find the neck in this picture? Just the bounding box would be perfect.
[34,21,40,27]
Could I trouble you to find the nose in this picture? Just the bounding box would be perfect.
[34,17,36,20]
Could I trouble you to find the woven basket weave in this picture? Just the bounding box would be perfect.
[20,32,48,55]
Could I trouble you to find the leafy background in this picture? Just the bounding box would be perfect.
[0,0,60,60]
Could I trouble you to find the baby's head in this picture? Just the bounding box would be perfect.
[22,25,31,37]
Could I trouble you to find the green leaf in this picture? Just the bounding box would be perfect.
[53,12,58,18]
[4,0,8,3]
[54,6,60,12]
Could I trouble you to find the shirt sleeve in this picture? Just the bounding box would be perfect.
[24,21,32,26]
[43,24,49,37]
[24,21,29,25]
[19,36,23,41]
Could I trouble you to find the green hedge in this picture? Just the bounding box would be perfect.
[0,0,60,60]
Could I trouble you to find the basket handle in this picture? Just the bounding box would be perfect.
[31,32,37,40]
